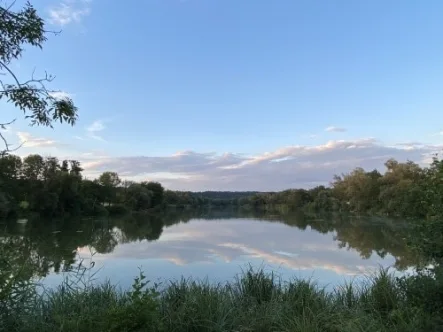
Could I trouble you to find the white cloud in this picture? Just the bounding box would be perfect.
[75,116,133,144]
[17,132,59,148]
[77,138,441,191]
[301,134,319,139]
[86,120,106,142]
[49,91,73,100]
[325,126,347,133]
[48,0,91,26]
[87,120,105,133]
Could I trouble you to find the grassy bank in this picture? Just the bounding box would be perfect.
[2,267,443,332]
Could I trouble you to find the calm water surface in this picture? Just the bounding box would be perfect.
[2,210,417,289]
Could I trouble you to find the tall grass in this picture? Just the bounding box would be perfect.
[2,267,442,332]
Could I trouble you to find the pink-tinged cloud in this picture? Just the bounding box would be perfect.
[77,138,441,191]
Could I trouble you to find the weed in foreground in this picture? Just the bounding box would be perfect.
[2,266,443,332]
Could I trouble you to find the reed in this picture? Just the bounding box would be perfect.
[1,267,442,332]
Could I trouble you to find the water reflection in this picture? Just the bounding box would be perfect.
[0,210,418,288]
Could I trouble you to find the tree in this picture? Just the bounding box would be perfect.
[143,182,164,207]
[125,183,153,211]
[0,1,78,155]
[80,179,104,213]
[378,159,425,216]
[0,154,21,179]
[98,172,121,205]
[332,168,381,213]
[98,172,121,188]
[42,157,60,181]
[22,154,44,181]
[69,160,83,177]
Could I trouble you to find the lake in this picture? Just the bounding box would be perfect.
[1,210,417,290]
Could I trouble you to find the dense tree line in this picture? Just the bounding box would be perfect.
[0,154,166,217]
[0,154,256,218]
[238,157,443,220]
[193,191,258,201]
[163,190,253,208]
[2,154,443,220]
[0,154,255,218]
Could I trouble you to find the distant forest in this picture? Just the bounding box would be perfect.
[192,191,259,200]
[2,153,443,220]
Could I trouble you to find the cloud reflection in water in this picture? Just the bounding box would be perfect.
[73,218,398,287]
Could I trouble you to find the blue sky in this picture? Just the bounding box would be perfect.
[3,0,443,190]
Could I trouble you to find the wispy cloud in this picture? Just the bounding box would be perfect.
[49,91,73,100]
[325,126,347,133]
[86,120,107,142]
[87,120,105,133]
[48,0,91,26]
[17,132,59,148]
[301,134,319,139]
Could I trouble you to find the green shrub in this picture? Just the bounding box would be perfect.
[231,267,279,304]
[104,270,162,331]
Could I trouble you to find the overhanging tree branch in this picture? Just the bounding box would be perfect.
[0,119,24,157]
[0,1,78,156]
[0,60,20,86]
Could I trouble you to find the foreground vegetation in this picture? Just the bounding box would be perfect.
[1,267,443,332]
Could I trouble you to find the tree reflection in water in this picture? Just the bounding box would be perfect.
[0,209,421,285]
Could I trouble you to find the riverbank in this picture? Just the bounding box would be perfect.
[2,267,442,332]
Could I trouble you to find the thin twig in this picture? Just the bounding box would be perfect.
[0,118,22,155]
[0,60,21,86]
[0,131,10,151]
[0,0,17,19]
[0,118,16,128]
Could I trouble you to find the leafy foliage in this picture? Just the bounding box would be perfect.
[237,156,443,220]
[0,153,166,217]
[0,1,78,155]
